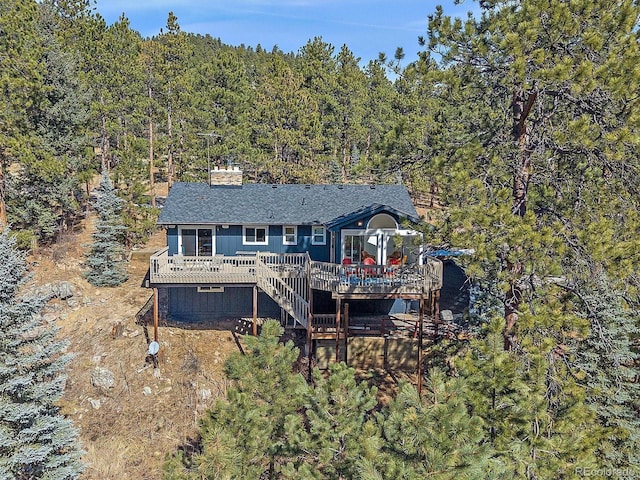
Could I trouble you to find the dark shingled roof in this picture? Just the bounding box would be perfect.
[158,182,420,226]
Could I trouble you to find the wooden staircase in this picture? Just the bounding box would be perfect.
[255,253,310,329]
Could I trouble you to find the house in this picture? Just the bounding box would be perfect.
[148,167,444,365]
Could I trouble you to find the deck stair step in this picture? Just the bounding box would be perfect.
[256,253,310,330]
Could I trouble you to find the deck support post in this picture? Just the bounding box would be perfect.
[307,282,313,377]
[434,289,441,342]
[343,303,349,365]
[335,298,342,363]
[252,285,258,336]
[417,296,425,396]
[153,287,159,343]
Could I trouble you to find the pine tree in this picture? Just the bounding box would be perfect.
[334,45,367,183]
[154,12,194,188]
[164,320,309,479]
[0,229,84,479]
[101,16,159,248]
[423,0,640,347]
[406,1,640,473]
[359,59,396,178]
[84,169,128,286]
[164,322,386,479]
[188,45,253,181]
[6,0,91,245]
[0,0,46,228]
[362,369,500,480]
[280,363,379,479]
[457,317,600,478]
[251,53,323,183]
[296,36,339,172]
[570,271,640,473]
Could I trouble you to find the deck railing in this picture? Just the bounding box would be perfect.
[149,247,257,284]
[255,253,310,329]
[309,258,443,294]
[150,248,443,296]
[313,314,338,330]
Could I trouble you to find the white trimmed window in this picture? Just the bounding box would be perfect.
[283,225,297,245]
[243,226,268,245]
[311,225,326,245]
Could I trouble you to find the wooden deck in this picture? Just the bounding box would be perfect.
[311,314,445,340]
[309,259,442,296]
[150,248,442,293]
[150,247,258,284]
[149,249,443,330]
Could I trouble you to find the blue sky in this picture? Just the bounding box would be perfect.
[93,0,479,65]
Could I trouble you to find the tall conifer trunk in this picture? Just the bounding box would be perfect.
[100,106,109,171]
[504,86,537,351]
[0,162,6,228]
[166,95,173,189]
[341,141,349,182]
[149,120,155,207]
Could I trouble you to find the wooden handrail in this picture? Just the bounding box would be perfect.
[256,252,310,329]
[309,258,443,293]
[149,249,257,284]
[149,249,443,328]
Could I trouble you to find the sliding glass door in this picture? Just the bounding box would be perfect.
[342,230,381,263]
[180,227,214,256]
[343,234,365,263]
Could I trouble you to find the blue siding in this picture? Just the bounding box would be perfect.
[215,225,244,255]
[168,224,331,261]
[268,225,283,252]
[168,286,280,321]
[212,224,330,260]
[215,225,289,255]
[335,231,343,263]
[293,225,330,261]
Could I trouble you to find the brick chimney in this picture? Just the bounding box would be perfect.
[210,166,242,186]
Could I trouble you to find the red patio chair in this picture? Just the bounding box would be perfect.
[342,258,356,275]
[363,256,377,276]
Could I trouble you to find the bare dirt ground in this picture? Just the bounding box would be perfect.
[29,217,240,480]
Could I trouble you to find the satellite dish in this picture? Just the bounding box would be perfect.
[440,310,454,322]
[148,341,159,355]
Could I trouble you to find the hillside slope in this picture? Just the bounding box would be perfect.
[30,218,239,480]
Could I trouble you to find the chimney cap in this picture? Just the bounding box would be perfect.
[209,166,243,186]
